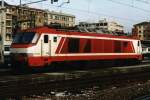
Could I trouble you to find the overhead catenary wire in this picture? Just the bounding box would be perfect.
[39,3,137,23]
[16,0,139,22]
[46,0,150,23]
[51,4,140,22]
[7,0,149,23]
[107,0,150,13]
[7,0,150,33]
[43,1,147,32]
[136,0,150,5]
[21,0,47,6]
[7,0,150,32]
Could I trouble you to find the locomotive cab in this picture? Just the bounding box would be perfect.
[10,31,52,68]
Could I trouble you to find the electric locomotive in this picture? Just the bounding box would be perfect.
[10,26,143,70]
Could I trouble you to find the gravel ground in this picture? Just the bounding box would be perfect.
[20,80,150,100]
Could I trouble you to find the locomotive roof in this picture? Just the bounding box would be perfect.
[23,26,138,40]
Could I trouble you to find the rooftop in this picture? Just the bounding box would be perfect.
[134,22,150,26]
[0,1,10,6]
[46,10,75,17]
[0,1,46,12]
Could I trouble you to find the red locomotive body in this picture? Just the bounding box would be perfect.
[10,26,143,69]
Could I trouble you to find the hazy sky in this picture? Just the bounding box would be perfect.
[6,0,150,32]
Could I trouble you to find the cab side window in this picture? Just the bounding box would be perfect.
[138,41,140,46]
[44,35,48,43]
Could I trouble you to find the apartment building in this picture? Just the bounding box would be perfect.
[46,10,75,27]
[0,1,76,63]
[132,22,150,40]
[0,1,47,43]
[78,18,124,34]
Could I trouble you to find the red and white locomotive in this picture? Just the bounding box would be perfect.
[10,26,143,69]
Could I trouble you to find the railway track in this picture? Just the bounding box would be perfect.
[1,64,150,98]
[0,58,150,76]
[0,59,150,98]
[135,95,150,100]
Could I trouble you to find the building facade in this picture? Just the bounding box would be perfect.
[132,22,150,40]
[0,1,47,45]
[78,18,124,34]
[46,11,75,27]
[0,1,47,63]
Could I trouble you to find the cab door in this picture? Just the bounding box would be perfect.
[137,40,142,54]
[42,34,50,56]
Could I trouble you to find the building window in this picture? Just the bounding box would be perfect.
[50,15,53,19]
[104,23,108,26]
[6,28,12,33]
[69,17,73,22]
[55,16,59,20]
[12,8,15,12]
[96,23,99,27]
[6,20,12,26]
[6,14,11,19]
[62,17,65,21]
[100,23,103,26]
[5,34,11,41]
[67,17,69,21]
[4,46,10,51]
[6,8,11,13]
[39,18,42,23]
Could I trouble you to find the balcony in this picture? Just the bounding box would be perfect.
[6,27,12,33]
[6,20,12,27]
[6,14,12,20]
[6,8,12,14]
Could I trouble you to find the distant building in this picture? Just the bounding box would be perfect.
[46,10,75,27]
[0,1,76,43]
[77,18,124,34]
[0,1,47,46]
[0,1,76,63]
[132,22,150,40]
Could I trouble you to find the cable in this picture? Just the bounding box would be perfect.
[57,0,70,7]
[21,0,47,6]
[47,4,140,23]
[136,0,150,5]
[107,0,150,13]
[7,0,148,26]
[7,0,148,22]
